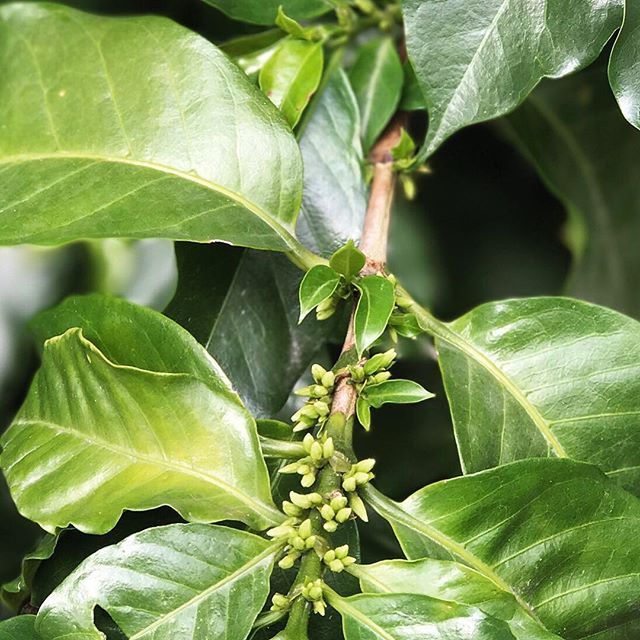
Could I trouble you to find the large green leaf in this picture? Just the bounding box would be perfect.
[201,0,330,26]
[402,0,623,161]
[296,69,367,258]
[609,0,640,129]
[348,37,403,153]
[416,297,640,493]
[1,327,281,534]
[166,244,332,417]
[0,3,306,254]
[504,64,640,317]
[36,524,277,639]
[351,560,559,639]
[0,616,38,639]
[326,590,515,640]
[365,459,640,639]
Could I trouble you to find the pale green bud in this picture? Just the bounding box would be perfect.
[323,520,338,533]
[355,471,371,486]
[322,437,335,459]
[336,507,352,523]
[321,371,336,388]
[309,585,323,601]
[371,371,392,384]
[300,405,319,419]
[290,491,311,509]
[279,462,300,475]
[330,495,348,511]
[292,536,306,551]
[297,464,312,475]
[329,559,344,573]
[310,441,324,461]
[342,556,356,567]
[299,518,313,539]
[335,545,350,559]
[293,421,312,433]
[313,401,330,416]
[349,494,368,522]
[271,593,290,611]
[364,353,387,375]
[311,385,329,398]
[313,600,326,616]
[356,459,376,473]
[320,504,335,521]
[351,365,365,382]
[342,476,357,493]
[312,364,327,383]
[282,501,303,518]
[267,524,295,539]
[308,492,324,506]
[294,385,315,397]
[278,552,299,569]
[303,433,315,453]
[324,549,336,562]
[301,472,316,488]
[305,535,317,549]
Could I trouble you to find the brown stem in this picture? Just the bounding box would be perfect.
[282,109,405,640]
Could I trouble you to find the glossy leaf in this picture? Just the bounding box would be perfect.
[329,240,366,282]
[166,244,331,417]
[298,265,342,322]
[259,39,324,128]
[354,276,396,356]
[1,328,281,534]
[365,458,640,639]
[402,0,623,161]
[297,71,368,258]
[31,294,231,394]
[362,379,433,408]
[504,64,640,317]
[418,297,640,493]
[201,0,330,26]
[221,30,283,77]
[0,3,305,253]
[356,397,372,431]
[610,0,640,129]
[352,560,559,639]
[36,524,278,639]
[326,590,515,640]
[0,616,38,639]
[348,37,403,152]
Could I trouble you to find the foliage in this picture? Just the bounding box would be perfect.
[1,1,639,639]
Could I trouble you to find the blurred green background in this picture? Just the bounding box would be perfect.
[0,0,583,616]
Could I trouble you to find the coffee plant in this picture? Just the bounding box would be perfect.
[1,0,640,638]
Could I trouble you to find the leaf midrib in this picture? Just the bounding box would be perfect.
[0,152,298,250]
[129,541,278,639]
[10,418,279,524]
[413,305,568,458]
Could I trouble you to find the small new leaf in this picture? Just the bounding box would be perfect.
[354,275,396,356]
[362,379,434,408]
[298,265,342,322]
[275,6,309,39]
[356,397,372,431]
[391,128,416,162]
[329,240,366,282]
[259,38,324,127]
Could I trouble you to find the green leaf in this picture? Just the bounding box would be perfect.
[329,240,366,282]
[1,327,281,534]
[504,64,640,317]
[362,379,434,408]
[166,244,332,417]
[2,534,58,611]
[326,590,515,640]
[402,0,623,161]
[356,397,372,431]
[259,39,324,128]
[348,37,403,152]
[610,1,640,129]
[399,62,426,111]
[352,560,560,639]
[354,276,396,356]
[365,459,640,639]
[0,3,306,254]
[299,265,342,322]
[201,0,330,26]
[417,297,640,494]
[31,294,231,394]
[36,524,278,639]
[297,70,368,258]
[0,616,39,639]
[221,30,284,77]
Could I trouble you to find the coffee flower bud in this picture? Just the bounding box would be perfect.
[312,364,328,383]
[271,593,290,612]
[371,371,392,384]
[349,493,368,522]
[321,371,336,389]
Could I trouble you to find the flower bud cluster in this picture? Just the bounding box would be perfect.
[302,579,327,616]
[342,458,375,493]
[268,515,319,570]
[323,544,356,574]
[349,348,396,387]
[271,592,291,613]
[318,493,352,533]
[292,365,336,432]
[279,433,335,487]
